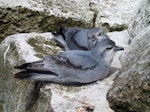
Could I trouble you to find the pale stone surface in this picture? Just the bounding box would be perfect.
[128,0,150,38]
[107,26,150,112]
[107,2,150,111]
[95,0,141,31]
[0,0,141,32]
[0,32,62,112]
[49,76,115,112]
[0,0,141,41]
[107,30,131,68]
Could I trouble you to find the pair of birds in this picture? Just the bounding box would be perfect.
[14,27,124,85]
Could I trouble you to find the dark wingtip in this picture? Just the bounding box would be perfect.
[14,71,31,79]
[14,63,31,69]
[14,65,20,69]
[59,26,65,31]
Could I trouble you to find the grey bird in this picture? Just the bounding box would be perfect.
[53,27,109,50]
[14,39,124,85]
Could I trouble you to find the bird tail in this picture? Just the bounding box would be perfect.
[13,60,56,80]
[14,71,59,82]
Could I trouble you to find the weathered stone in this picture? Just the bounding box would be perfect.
[128,0,150,38]
[0,6,90,42]
[107,1,150,111]
[0,0,141,41]
[107,26,150,112]
[107,30,131,68]
[0,0,143,111]
[95,0,141,32]
[0,33,62,112]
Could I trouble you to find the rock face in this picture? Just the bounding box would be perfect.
[0,6,90,42]
[107,27,150,112]
[107,0,150,111]
[128,0,150,38]
[0,0,145,111]
[0,33,62,112]
[0,0,141,41]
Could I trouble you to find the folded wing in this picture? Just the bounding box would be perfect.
[14,51,98,80]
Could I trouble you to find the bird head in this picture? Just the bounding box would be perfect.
[92,39,124,65]
[88,27,110,50]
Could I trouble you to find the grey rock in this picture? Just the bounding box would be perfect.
[107,26,150,112]
[128,0,150,38]
[0,33,61,112]
[0,6,90,42]
[0,0,142,41]
[107,1,150,111]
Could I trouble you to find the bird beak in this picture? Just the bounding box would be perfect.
[114,46,124,51]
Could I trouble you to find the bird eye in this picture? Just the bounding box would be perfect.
[98,32,101,36]
[106,47,113,50]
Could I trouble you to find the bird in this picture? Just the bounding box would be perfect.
[53,27,109,50]
[14,39,124,85]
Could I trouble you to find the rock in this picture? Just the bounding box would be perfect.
[128,0,150,38]
[95,0,141,31]
[0,0,141,41]
[107,30,131,68]
[0,32,62,112]
[107,1,150,111]
[0,5,91,42]
[107,26,150,112]
[49,77,114,112]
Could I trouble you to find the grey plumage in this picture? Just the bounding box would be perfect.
[53,27,109,50]
[14,39,124,85]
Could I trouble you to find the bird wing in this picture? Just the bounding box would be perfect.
[62,27,84,50]
[14,60,56,74]
[73,29,90,49]
[44,51,98,71]
[15,51,98,78]
[62,26,82,37]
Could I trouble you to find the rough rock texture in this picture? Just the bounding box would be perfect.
[128,0,150,38]
[94,0,141,31]
[108,19,150,112]
[107,26,150,112]
[0,0,141,41]
[0,33,62,112]
[107,1,150,111]
[107,0,150,112]
[0,0,143,111]
[107,30,131,68]
[0,6,90,42]
[0,30,130,112]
